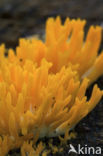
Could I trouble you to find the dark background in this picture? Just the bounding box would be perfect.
[0,0,103,155]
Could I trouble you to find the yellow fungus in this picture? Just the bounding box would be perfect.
[0,16,103,155]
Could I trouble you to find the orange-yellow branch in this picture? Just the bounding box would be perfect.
[0,16,103,155]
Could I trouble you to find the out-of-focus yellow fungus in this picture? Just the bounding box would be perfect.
[0,16,103,155]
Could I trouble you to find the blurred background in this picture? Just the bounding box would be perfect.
[0,0,103,155]
[0,0,103,48]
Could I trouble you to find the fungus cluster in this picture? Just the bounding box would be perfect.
[0,17,103,155]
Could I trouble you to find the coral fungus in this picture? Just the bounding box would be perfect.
[0,16,103,155]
